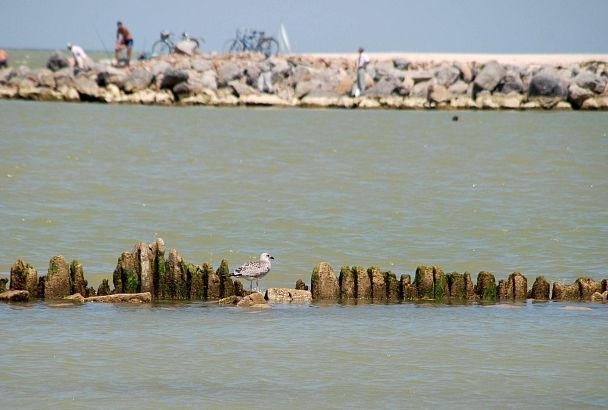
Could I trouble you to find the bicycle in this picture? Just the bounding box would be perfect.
[223,28,279,56]
[151,31,205,56]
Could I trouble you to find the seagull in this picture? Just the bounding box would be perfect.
[231,252,274,292]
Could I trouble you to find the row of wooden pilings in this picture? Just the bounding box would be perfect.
[310,262,608,302]
[2,238,607,303]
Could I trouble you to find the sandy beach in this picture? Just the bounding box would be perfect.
[303,52,608,66]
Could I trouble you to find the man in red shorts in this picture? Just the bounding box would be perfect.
[115,21,134,66]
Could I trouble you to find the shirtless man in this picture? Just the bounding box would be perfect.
[115,21,134,66]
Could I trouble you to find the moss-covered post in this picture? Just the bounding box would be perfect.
[401,274,415,300]
[218,259,234,298]
[188,263,204,300]
[137,242,154,295]
[529,276,550,300]
[70,260,88,297]
[206,262,221,300]
[311,262,339,301]
[339,266,356,300]
[353,266,371,300]
[369,266,386,302]
[447,272,465,299]
[551,281,580,300]
[386,271,400,303]
[45,255,71,299]
[97,278,111,296]
[499,273,529,301]
[152,238,166,299]
[10,259,38,297]
[475,271,497,301]
[116,251,140,294]
[165,248,188,299]
[576,277,602,300]
[433,266,447,301]
[414,265,434,299]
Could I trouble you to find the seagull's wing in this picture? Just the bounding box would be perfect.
[233,260,268,278]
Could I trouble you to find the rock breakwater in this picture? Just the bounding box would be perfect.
[1,51,607,110]
[1,238,606,304]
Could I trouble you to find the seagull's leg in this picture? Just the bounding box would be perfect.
[249,280,252,291]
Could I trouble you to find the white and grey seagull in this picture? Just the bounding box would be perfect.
[231,252,274,291]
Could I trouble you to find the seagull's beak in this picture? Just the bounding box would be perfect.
[270,256,275,260]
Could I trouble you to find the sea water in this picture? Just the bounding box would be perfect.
[0,100,607,409]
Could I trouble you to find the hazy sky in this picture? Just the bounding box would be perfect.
[2,0,607,54]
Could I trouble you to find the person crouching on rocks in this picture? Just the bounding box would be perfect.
[353,47,370,97]
[115,21,134,66]
[67,43,92,73]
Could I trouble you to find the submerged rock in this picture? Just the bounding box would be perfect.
[0,290,30,302]
[237,292,268,308]
[86,292,152,304]
[265,288,312,303]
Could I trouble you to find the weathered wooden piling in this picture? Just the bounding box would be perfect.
[339,266,356,300]
[529,276,550,300]
[311,262,339,300]
[10,259,38,297]
[45,256,71,299]
[475,271,497,301]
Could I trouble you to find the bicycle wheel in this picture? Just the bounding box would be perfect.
[259,38,279,56]
[151,40,171,57]
[191,37,204,52]
[223,39,243,54]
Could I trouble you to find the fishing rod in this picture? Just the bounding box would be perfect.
[92,21,112,59]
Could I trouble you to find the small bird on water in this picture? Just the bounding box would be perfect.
[231,252,274,291]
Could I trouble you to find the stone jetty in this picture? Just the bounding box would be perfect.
[1,237,606,305]
[1,50,607,110]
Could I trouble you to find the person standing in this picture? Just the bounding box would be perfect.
[354,47,370,97]
[67,43,91,72]
[115,21,134,66]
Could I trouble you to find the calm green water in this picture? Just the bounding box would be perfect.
[1,101,607,409]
